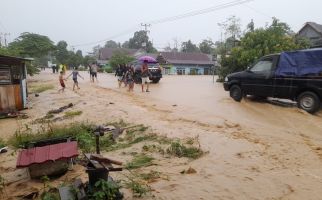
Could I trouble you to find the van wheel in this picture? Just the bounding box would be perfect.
[297,91,320,114]
[152,78,160,83]
[230,85,243,102]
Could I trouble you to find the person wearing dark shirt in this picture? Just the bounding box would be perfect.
[67,67,84,91]
[115,64,124,88]
[125,66,135,92]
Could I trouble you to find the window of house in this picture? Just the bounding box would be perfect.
[11,65,23,84]
[177,68,185,75]
[0,65,11,84]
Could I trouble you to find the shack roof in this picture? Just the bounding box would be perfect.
[298,22,322,36]
[159,52,214,65]
[98,48,139,60]
[16,141,78,168]
[0,55,33,65]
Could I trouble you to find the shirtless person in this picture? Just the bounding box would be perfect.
[91,63,98,82]
[58,71,66,93]
[141,60,150,92]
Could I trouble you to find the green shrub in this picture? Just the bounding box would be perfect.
[0,138,6,149]
[92,179,122,200]
[167,141,204,159]
[64,110,83,118]
[124,179,150,197]
[8,122,95,152]
[125,154,154,170]
[104,66,113,73]
[140,171,161,182]
[30,84,54,93]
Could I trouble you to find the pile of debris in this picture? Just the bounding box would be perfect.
[12,124,128,199]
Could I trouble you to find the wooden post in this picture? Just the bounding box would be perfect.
[95,133,100,154]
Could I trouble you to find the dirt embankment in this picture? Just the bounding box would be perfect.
[1,71,322,200]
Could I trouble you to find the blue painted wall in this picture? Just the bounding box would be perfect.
[169,64,212,75]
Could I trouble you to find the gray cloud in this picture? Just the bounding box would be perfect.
[1,0,321,53]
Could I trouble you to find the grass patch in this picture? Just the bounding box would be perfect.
[91,179,122,200]
[129,134,157,144]
[124,178,150,197]
[125,154,154,170]
[142,144,165,154]
[167,141,204,159]
[30,84,54,93]
[64,110,83,118]
[107,119,129,128]
[33,113,55,124]
[0,175,5,196]
[8,122,96,152]
[104,142,131,152]
[0,138,6,149]
[139,171,161,183]
[102,127,156,152]
[155,135,173,145]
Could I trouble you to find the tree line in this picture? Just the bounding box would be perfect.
[217,17,309,81]
[0,16,310,78]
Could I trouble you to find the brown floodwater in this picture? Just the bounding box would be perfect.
[1,71,322,199]
[95,73,322,134]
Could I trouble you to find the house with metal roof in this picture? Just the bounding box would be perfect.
[0,55,31,113]
[298,22,322,47]
[97,48,143,65]
[98,48,215,75]
[157,52,215,75]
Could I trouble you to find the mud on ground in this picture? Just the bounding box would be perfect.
[1,71,322,200]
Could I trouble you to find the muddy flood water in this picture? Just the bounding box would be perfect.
[1,71,322,200]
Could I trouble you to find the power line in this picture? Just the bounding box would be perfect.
[242,4,272,19]
[0,18,8,32]
[146,0,254,25]
[72,0,254,48]
[72,26,139,47]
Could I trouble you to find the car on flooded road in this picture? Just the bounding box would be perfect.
[133,63,162,84]
[223,48,322,114]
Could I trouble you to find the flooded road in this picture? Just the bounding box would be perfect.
[97,73,322,134]
[93,73,322,199]
[2,71,322,200]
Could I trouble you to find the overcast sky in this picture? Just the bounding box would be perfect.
[1,0,321,54]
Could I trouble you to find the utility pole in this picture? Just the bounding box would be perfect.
[3,33,10,47]
[0,33,2,47]
[141,23,151,52]
[173,38,179,52]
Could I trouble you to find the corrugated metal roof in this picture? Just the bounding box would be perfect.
[0,55,33,61]
[160,52,214,65]
[16,141,78,168]
[307,22,322,35]
[99,48,139,60]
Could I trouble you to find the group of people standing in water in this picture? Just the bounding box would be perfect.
[57,61,151,93]
[115,60,151,92]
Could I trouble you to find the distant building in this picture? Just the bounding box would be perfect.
[98,48,215,75]
[157,52,215,75]
[98,48,143,65]
[298,22,322,47]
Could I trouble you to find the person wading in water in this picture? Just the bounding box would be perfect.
[141,60,151,92]
[67,67,84,91]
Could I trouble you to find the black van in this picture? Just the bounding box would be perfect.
[223,48,322,113]
[133,63,162,84]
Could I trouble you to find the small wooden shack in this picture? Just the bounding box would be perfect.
[0,55,30,113]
